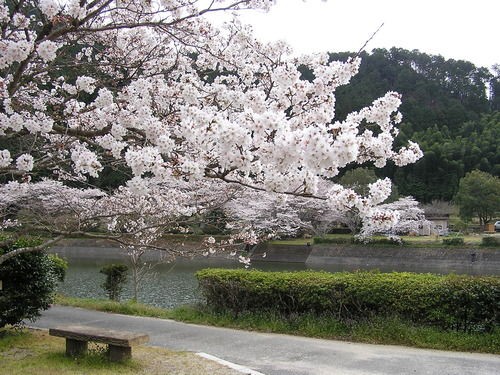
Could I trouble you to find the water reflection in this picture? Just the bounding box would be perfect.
[59,255,498,309]
[60,259,243,309]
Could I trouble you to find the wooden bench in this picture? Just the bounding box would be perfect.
[49,325,149,362]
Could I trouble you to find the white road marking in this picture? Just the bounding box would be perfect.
[196,352,266,375]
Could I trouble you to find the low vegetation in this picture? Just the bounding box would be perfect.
[196,269,499,333]
[482,236,500,247]
[168,307,500,354]
[442,237,465,246]
[0,237,68,328]
[54,295,173,320]
[313,236,403,246]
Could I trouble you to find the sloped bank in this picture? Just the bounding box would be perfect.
[251,243,500,275]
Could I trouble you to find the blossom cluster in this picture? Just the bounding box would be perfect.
[0,0,425,252]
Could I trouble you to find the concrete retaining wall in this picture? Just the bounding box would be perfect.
[251,243,500,275]
[307,245,500,275]
[51,239,500,275]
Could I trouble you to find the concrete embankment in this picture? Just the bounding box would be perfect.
[251,243,500,275]
[50,238,500,275]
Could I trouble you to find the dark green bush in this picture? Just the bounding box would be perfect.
[196,269,500,332]
[47,254,68,282]
[328,228,352,234]
[313,237,352,244]
[442,237,465,246]
[353,237,404,246]
[0,237,61,327]
[481,236,499,247]
[100,264,128,301]
[313,237,403,246]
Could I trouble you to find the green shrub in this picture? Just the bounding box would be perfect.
[442,237,465,246]
[0,237,60,327]
[328,228,352,234]
[353,237,404,246]
[481,237,499,247]
[313,237,403,246]
[313,237,352,244]
[47,254,68,282]
[196,269,500,333]
[100,264,128,301]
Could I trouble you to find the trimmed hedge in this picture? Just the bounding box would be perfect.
[313,237,403,246]
[313,237,352,244]
[328,228,352,234]
[481,236,499,247]
[196,269,500,333]
[442,237,465,246]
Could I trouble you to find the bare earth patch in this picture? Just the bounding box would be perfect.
[134,345,243,375]
[0,347,36,360]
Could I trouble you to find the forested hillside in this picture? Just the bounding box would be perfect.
[326,48,499,202]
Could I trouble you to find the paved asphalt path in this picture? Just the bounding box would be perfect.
[32,305,499,375]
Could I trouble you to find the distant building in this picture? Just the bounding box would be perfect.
[419,214,449,236]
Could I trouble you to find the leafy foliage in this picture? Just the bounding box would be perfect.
[313,236,353,244]
[313,236,403,245]
[197,269,500,332]
[325,48,498,202]
[394,113,500,201]
[481,237,500,247]
[0,237,60,327]
[0,1,425,260]
[331,48,491,131]
[100,264,128,301]
[47,254,68,282]
[454,170,500,225]
[442,237,465,246]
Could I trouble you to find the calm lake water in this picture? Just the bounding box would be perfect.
[59,252,498,309]
[59,258,308,308]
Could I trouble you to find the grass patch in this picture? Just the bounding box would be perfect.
[269,238,311,245]
[54,295,173,319]
[56,295,500,354]
[170,307,500,354]
[0,327,239,375]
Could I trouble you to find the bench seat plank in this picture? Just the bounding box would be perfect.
[49,325,149,347]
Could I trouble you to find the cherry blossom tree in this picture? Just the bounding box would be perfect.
[359,196,428,239]
[223,180,428,242]
[1,0,423,263]
[0,177,241,264]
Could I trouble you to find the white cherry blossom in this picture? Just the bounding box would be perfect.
[0,0,424,262]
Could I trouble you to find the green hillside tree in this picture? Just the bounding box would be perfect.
[454,170,500,226]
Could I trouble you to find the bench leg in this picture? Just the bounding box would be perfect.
[66,339,88,357]
[108,345,131,362]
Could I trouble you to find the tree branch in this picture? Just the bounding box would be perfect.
[0,235,65,265]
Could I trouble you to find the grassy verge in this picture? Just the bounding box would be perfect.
[0,328,239,375]
[168,307,499,354]
[56,295,500,354]
[54,295,173,319]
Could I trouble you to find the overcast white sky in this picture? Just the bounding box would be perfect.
[235,0,499,69]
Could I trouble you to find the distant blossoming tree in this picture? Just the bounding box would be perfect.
[224,181,427,242]
[0,0,423,264]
